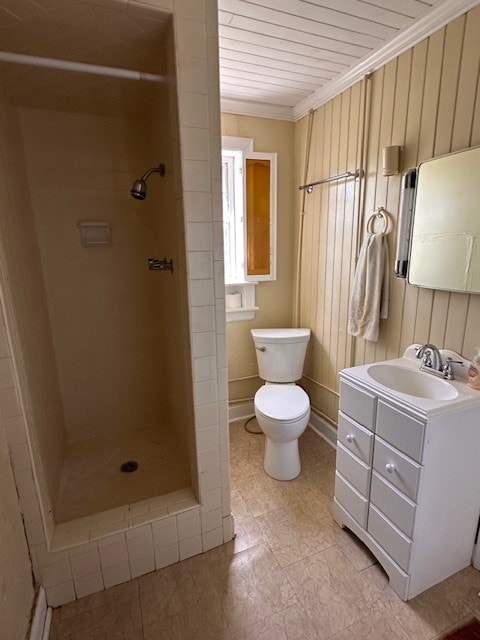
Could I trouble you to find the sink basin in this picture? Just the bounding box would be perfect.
[367,364,458,400]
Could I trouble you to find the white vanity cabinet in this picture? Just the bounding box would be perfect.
[334,375,480,600]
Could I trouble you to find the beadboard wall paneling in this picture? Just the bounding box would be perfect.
[295,6,480,426]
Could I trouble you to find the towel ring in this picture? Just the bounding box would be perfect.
[367,207,388,234]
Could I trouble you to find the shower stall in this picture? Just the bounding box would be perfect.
[0,2,228,604]
[19,97,196,522]
[2,21,196,518]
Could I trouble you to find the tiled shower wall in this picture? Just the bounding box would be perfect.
[0,86,66,529]
[146,40,198,482]
[0,0,232,607]
[20,108,171,443]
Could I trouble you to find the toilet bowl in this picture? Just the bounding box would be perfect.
[251,328,311,481]
[254,383,310,480]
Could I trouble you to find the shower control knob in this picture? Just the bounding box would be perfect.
[346,434,354,443]
[148,258,173,272]
[385,463,395,473]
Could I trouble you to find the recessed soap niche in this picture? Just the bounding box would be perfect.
[79,221,111,247]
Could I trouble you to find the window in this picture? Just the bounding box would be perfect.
[222,147,244,283]
[221,136,277,322]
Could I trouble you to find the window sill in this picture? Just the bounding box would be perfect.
[225,282,258,323]
[226,306,259,323]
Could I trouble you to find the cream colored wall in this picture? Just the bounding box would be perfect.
[295,6,480,426]
[0,410,34,639]
[20,108,170,442]
[221,114,295,402]
[0,88,65,522]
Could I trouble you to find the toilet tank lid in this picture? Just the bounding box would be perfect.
[251,328,310,343]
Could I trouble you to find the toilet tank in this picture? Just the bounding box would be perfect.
[251,328,311,382]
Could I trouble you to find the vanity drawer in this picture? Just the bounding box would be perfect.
[368,504,412,572]
[338,412,374,465]
[376,401,425,463]
[370,471,417,538]
[339,380,376,432]
[373,437,421,502]
[335,471,368,528]
[336,442,371,497]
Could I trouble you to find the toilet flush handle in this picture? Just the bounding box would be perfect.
[256,346,266,352]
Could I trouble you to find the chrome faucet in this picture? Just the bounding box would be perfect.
[416,344,443,374]
[415,344,463,380]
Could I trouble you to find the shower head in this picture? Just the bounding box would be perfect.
[130,179,147,200]
[130,163,165,200]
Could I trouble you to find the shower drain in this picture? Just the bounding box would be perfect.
[120,460,139,473]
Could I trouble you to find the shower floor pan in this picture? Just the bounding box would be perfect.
[54,424,191,531]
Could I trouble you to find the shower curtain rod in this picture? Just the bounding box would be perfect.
[298,169,362,193]
[0,51,165,83]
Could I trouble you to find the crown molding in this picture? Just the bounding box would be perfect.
[221,98,295,122]
[291,0,480,121]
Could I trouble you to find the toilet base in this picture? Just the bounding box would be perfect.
[264,437,301,481]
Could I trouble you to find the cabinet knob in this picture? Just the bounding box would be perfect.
[385,463,395,473]
[346,434,354,443]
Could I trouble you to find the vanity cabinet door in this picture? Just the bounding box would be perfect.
[335,472,368,528]
[368,504,412,572]
[376,402,424,463]
[338,412,374,465]
[373,437,421,502]
[370,471,417,538]
[339,380,376,431]
[336,443,371,496]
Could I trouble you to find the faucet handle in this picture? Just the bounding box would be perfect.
[416,344,433,365]
[442,357,464,380]
[421,350,433,367]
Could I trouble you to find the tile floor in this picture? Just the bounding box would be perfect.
[56,424,189,523]
[50,420,480,639]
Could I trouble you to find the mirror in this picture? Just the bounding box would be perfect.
[408,145,480,294]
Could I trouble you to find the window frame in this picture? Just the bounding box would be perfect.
[221,135,277,322]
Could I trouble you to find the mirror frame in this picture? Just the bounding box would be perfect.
[396,145,480,295]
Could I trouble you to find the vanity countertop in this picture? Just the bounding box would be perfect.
[340,344,480,419]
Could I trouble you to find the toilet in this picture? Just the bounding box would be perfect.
[251,328,311,481]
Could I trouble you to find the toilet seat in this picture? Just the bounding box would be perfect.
[255,384,309,422]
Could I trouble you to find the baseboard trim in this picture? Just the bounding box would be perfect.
[29,587,51,640]
[228,400,254,422]
[308,409,337,450]
[472,542,480,569]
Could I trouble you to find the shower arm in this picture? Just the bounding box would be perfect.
[141,164,165,181]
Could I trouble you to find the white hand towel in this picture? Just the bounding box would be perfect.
[348,231,389,342]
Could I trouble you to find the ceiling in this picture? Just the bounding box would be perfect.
[0,0,478,121]
[218,0,480,120]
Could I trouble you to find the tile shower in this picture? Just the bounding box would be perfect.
[0,0,231,607]
[21,103,191,517]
